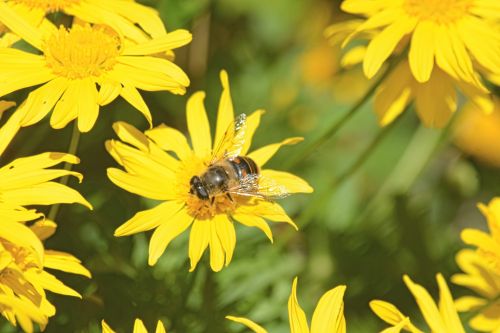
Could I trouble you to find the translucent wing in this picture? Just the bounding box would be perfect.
[227,174,289,200]
[210,113,247,164]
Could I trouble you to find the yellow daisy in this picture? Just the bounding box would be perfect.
[339,0,500,89]
[462,198,500,274]
[370,274,466,332]
[0,19,191,133]
[0,219,91,333]
[452,249,500,332]
[102,318,166,333]
[226,277,347,333]
[107,71,313,272]
[453,98,500,167]
[325,23,494,128]
[0,0,169,44]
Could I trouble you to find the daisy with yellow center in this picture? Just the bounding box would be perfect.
[339,0,499,89]
[102,319,166,333]
[0,219,91,333]
[0,19,191,132]
[370,274,465,332]
[325,19,494,128]
[462,198,500,275]
[226,277,346,333]
[452,249,500,332]
[107,71,313,271]
[0,0,169,45]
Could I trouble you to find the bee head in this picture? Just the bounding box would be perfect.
[189,176,209,200]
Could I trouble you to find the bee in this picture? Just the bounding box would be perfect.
[189,114,289,203]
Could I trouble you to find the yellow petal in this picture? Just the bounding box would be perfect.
[241,109,265,155]
[118,56,190,87]
[2,181,92,209]
[30,219,56,240]
[156,321,167,333]
[214,214,236,266]
[436,274,465,333]
[122,29,192,55]
[120,85,152,128]
[98,79,121,106]
[0,167,82,191]
[145,124,192,161]
[112,121,149,151]
[209,221,225,272]
[0,220,43,265]
[148,208,193,265]
[188,219,210,272]
[414,68,457,128]
[373,61,413,126]
[340,45,366,68]
[214,70,235,148]
[380,318,411,333]
[454,296,486,312]
[133,319,148,333]
[363,17,416,78]
[187,91,212,158]
[115,201,184,237]
[44,250,91,278]
[106,167,174,201]
[102,320,116,333]
[260,169,313,194]
[50,81,79,130]
[403,275,447,332]
[288,277,310,333]
[236,200,298,230]
[310,285,346,333]
[34,270,81,298]
[225,316,268,333]
[409,21,435,83]
[0,152,79,172]
[247,137,303,167]
[76,78,99,133]
[0,2,43,50]
[232,214,273,243]
[20,77,69,127]
[0,105,24,156]
[369,300,423,333]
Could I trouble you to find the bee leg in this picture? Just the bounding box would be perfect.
[210,196,215,205]
[226,193,234,202]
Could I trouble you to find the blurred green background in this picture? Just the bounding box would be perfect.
[2,0,498,332]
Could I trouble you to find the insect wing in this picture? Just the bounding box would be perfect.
[227,174,289,200]
[210,114,247,164]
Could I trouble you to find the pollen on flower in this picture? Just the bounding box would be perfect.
[10,0,80,12]
[403,0,472,24]
[2,242,39,271]
[186,195,236,220]
[43,25,120,80]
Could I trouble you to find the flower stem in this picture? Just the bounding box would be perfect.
[47,122,81,221]
[284,57,400,170]
[296,109,404,228]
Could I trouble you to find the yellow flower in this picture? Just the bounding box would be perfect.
[338,0,499,89]
[462,198,500,276]
[452,249,500,332]
[373,59,492,128]
[102,319,166,333]
[226,277,347,333]
[0,0,169,45]
[370,274,465,333]
[106,71,313,272]
[325,21,494,128]
[0,20,191,133]
[453,99,500,167]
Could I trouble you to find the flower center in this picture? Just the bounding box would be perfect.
[403,0,472,24]
[186,195,236,220]
[9,0,80,12]
[2,242,38,271]
[43,25,121,80]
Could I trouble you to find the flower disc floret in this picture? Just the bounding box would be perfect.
[10,0,80,12]
[44,25,120,80]
[403,0,472,24]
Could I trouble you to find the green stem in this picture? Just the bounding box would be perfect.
[295,110,403,229]
[284,57,400,170]
[47,122,81,221]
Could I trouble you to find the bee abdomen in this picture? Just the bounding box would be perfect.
[229,156,259,179]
